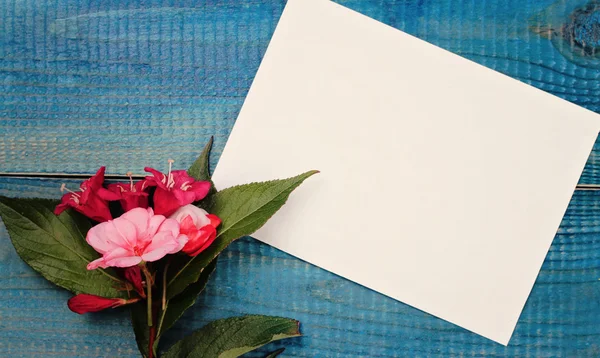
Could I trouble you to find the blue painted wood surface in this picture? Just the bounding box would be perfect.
[0,177,599,356]
[3,0,600,182]
[1,0,600,357]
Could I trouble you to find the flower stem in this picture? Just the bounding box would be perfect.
[155,261,170,338]
[162,262,169,310]
[148,325,156,358]
[141,264,153,327]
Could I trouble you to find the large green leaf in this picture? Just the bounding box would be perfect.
[0,196,126,298]
[162,315,301,358]
[158,258,218,339]
[167,170,318,298]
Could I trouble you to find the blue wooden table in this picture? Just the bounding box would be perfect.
[1,0,599,356]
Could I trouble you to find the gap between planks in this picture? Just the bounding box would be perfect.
[0,172,145,180]
[1,173,600,191]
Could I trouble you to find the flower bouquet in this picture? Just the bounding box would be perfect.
[0,138,317,357]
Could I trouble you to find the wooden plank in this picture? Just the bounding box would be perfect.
[0,177,598,356]
[2,0,600,183]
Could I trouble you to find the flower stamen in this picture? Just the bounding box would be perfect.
[126,171,135,192]
[60,183,81,198]
[167,159,175,189]
[180,181,192,191]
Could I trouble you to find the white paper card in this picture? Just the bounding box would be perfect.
[212,0,600,345]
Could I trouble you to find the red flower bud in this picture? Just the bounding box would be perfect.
[124,265,146,298]
[67,294,138,314]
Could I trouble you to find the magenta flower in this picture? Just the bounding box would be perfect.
[86,207,188,270]
[144,160,211,216]
[107,172,150,212]
[54,167,120,222]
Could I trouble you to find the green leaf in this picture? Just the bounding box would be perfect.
[162,315,301,358]
[188,137,217,208]
[264,348,286,357]
[188,137,217,209]
[187,136,215,187]
[157,258,218,339]
[167,170,318,298]
[131,302,151,358]
[0,196,126,298]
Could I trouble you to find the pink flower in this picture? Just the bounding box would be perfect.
[145,160,211,216]
[68,294,139,314]
[86,207,188,270]
[170,205,221,257]
[107,173,150,212]
[54,167,120,222]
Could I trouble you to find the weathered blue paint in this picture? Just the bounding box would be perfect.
[2,0,600,182]
[530,0,600,67]
[0,178,598,357]
[1,1,600,356]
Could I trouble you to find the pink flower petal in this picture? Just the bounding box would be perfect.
[87,257,107,270]
[112,219,138,248]
[140,247,174,262]
[105,255,142,268]
[147,214,167,238]
[96,247,140,268]
[86,204,186,269]
[172,234,189,253]
[121,207,152,239]
[179,215,197,232]
[103,247,135,261]
[170,205,211,227]
[157,218,180,238]
[141,227,188,261]
[140,234,184,262]
[86,223,121,254]
[141,231,176,255]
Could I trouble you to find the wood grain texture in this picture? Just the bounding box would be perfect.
[1,1,600,356]
[0,177,598,357]
[2,0,600,183]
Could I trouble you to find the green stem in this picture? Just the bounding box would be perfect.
[162,262,169,310]
[156,262,170,337]
[156,301,167,338]
[142,264,153,326]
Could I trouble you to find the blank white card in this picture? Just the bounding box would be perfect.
[212,0,600,344]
